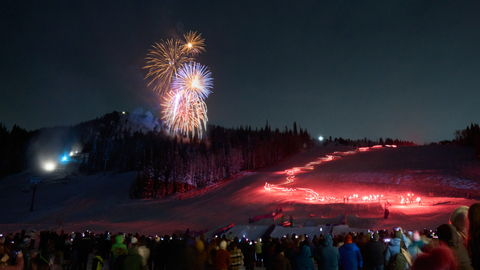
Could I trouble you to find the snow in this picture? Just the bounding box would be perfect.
[1,145,479,239]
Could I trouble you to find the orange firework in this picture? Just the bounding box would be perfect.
[145,31,212,137]
[144,39,193,95]
[181,31,205,56]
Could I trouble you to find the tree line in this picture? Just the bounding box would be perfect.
[128,120,313,199]
[0,123,30,177]
[321,136,416,147]
[0,112,312,199]
[455,123,480,158]
[0,111,422,199]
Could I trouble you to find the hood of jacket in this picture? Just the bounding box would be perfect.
[300,244,311,257]
[115,235,124,244]
[450,206,469,235]
[389,238,401,247]
[324,234,333,247]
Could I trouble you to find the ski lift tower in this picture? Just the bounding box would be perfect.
[30,176,42,211]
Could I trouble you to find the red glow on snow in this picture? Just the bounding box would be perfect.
[263,146,419,204]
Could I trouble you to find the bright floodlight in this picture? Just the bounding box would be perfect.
[69,151,74,156]
[188,43,192,48]
[44,162,56,172]
[318,136,324,141]
[62,155,68,162]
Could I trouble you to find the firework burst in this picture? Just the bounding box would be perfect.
[162,90,208,137]
[145,31,213,138]
[171,62,213,101]
[181,31,205,56]
[144,39,193,95]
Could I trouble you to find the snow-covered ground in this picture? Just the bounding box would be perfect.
[1,145,479,238]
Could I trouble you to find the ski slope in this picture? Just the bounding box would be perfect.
[1,145,479,237]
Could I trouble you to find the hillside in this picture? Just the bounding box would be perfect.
[1,144,479,237]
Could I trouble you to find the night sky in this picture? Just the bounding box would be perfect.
[1,1,480,144]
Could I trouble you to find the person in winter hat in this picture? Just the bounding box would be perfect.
[406,231,423,261]
[412,231,424,250]
[297,244,315,270]
[191,240,207,270]
[450,206,469,243]
[137,237,150,270]
[271,243,291,270]
[79,232,93,270]
[436,224,473,270]
[111,235,127,264]
[384,227,409,269]
[214,240,231,270]
[121,236,143,270]
[364,232,385,270]
[255,238,263,267]
[318,233,339,270]
[229,242,244,270]
[339,234,363,270]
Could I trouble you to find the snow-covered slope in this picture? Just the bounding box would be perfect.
[1,145,479,236]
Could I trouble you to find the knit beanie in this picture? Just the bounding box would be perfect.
[131,237,138,244]
[345,234,353,244]
[219,240,227,250]
[450,206,469,233]
[412,231,421,242]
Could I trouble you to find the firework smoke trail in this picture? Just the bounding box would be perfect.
[144,39,193,95]
[171,62,213,101]
[181,31,206,56]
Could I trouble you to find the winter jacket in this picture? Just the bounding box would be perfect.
[364,240,385,269]
[243,244,256,269]
[271,252,292,270]
[214,248,231,270]
[285,246,298,270]
[229,247,244,270]
[91,255,104,270]
[297,245,315,270]
[111,235,128,263]
[438,224,473,270]
[80,237,93,256]
[338,243,363,270]
[256,239,263,254]
[384,238,401,267]
[124,248,143,270]
[318,234,340,270]
[137,246,150,269]
[456,239,474,270]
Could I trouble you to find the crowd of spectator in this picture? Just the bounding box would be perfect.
[1,203,480,270]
